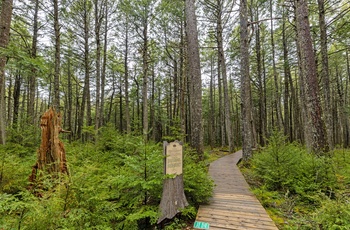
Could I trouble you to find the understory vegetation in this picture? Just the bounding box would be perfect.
[240,133,350,229]
[0,126,213,229]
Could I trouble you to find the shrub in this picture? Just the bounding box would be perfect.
[313,198,350,229]
[251,132,337,202]
[0,128,214,229]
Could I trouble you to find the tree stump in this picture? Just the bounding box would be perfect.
[158,141,188,224]
[29,108,68,187]
[158,175,189,224]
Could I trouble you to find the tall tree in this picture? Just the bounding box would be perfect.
[94,0,102,132]
[216,0,234,152]
[28,0,39,124]
[53,0,61,110]
[0,0,14,145]
[185,0,204,159]
[317,0,333,150]
[282,5,292,140]
[100,0,108,128]
[141,9,149,141]
[240,0,253,160]
[295,0,328,154]
[269,0,283,130]
[123,13,131,134]
[76,0,93,140]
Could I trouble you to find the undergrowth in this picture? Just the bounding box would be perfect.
[240,132,350,229]
[0,126,213,229]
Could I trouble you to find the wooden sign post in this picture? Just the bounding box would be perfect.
[158,141,188,224]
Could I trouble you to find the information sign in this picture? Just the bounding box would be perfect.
[164,141,183,175]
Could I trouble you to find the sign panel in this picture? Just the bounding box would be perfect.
[164,141,183,175]
[193,221,210,229]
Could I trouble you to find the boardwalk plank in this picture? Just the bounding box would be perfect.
[194,150,278,230]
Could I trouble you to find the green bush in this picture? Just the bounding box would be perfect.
[243,132,350,229]
[251,132,336,201]
[184,149,213,205]
[0,127,214,229]
[313,198,350,229]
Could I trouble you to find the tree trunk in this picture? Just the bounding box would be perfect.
[0,0,13,145]
[185,0,204,160]
[269,0,283,130]
[100,0,108,127]
[295,0,328,154]
[240,0,253,160]
[142,18,149,141]
[94,0,102,133]
[255,11,266,146]
[28,0,39,125]
[29,108,68,190]
[13,73,21,126]
[218,59,225,147]
[335,64,350,148]
[53,0,60,111]
[209,56,215,148]
[77,0,91,140]
[7,75,12,125]
[317,0,333,150]
[179,20,186,141]
[124,15,131,134]
[217,0,234,152]
[67,56,73,141]
[282,7,291,140]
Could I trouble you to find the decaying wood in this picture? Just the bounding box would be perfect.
[158,175,188,224]
[29,108,68,187]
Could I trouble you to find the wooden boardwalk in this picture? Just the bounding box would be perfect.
[195,150,278,230]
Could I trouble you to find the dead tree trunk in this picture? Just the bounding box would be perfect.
[29,108,68,186]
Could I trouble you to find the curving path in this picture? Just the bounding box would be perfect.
[195,150,278,230]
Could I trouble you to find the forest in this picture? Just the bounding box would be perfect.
[0,0,350,229]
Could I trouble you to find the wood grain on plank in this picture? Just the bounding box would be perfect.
[195,150,278,229]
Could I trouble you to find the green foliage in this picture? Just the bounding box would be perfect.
[0,145,34,194]
[251,132,336,201]
[243,132,350,229]
[184,149,214,205]
[0,126,213,229]
[313,198,350,229]
[7,125,41,150]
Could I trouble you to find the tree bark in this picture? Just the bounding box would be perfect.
[100,0,108,127]
[185,0,204,160]
[0,0,13,145]
[142,18,149,141]
[29,108,68,190]
[13,73,21,126]
[94,0,102,133]
[282,7,291,140]
[317,0,333,150]
[217,0,234,152]
[28,0,39,125]
[77,0,91,140]
[295,0,328,154]
[255,10,266,146]
[269,0,283,130]
[240,0,253,160]
[67,55,73,141]
[335,64,350,148]
[53,0,60,111]
[124,15,131,134]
